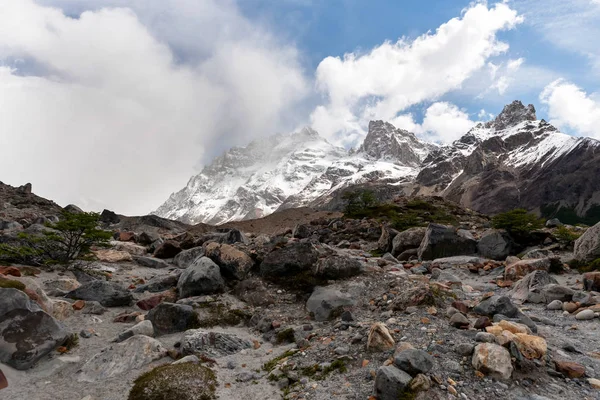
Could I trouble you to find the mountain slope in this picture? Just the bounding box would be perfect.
[155,101,600,225]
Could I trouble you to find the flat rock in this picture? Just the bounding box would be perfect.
[180,329,253,357]
[78,335,167,382]
[132,255,170,269]
[65,280,133,307]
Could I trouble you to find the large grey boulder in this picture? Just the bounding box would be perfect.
[477,229,513,260]
[575,222,600,262]
[417,224,477,260]
[180,329,253,357]
[306,286,355,321]
[0,288,69,370]
[509,271,558,304]
[177,257,225,298]
[313,256,363,280]
[374,366,412,400]
[203,242,253,280]
[146,303,199,336]
[174,246,205,269]
[78,335,167,382]
[391,227,426,257]
[260,242,318,279]
[65,280,133,307]
[393,349,434,376]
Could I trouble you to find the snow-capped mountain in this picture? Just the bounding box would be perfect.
[155,101,600,224]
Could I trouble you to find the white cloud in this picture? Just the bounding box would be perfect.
[310,2,523,146]
[0,0,308,214]
[392,102,477,143]
[540,79,600,139]
[485,57,525,95]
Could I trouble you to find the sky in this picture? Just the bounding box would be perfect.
[0,0,599,215]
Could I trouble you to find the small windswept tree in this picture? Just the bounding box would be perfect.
[491,209,543,241]
[342,189,377,216]
[0,211,112,265]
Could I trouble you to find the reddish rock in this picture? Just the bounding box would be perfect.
[474,317,492,330]
[504,258,550,281]
[451,301,469,314]
[113,311,142,323]
[72,300,86,310]
[555,361,586,378]
[119,231,135,242]
[153,240,182,259]
[0,266,21,277]
[0,368,7,390]
[136,290,177,311]
[583,272,600,292]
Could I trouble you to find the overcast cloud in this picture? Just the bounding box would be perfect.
[0,1,596,215]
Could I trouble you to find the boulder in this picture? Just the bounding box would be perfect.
[203,242,253,280]
[477,229,513,260]
[540,285,575,303]
[393,349,434,376]
[79,335,167,382]
[177,257,225,298]
[555,361,586,378]
[313,256,363,280]
[509,271,558,304]
[546,218,563,228]
[473,296,519,318]
[374,366,412,400]
[306,286,355,321]
[112,241,147,256]
[472,343,513,380]
[391,227,427,257]
[504,258,551,281]
[574,221,600,262]
[65,280,133,307]
[51,299,74,321]
[136,290,177,311]
[44,278,80,294]
[233,279,275,307]
[292,224,312,239]
[576,309,595,320]
[0,266,21,277]
[134,273,180,294]
[115,320,154,343]
[377,226,396,253]
[174,246,205,269]
[583,272,600,292]
[449,313,470,329]
[180,329,253,357]
[0,288,69,370]
[260,242,318,279]
[93,249,132,263]
[513,334,547,359]
[366,323,395,351]
[146,303,200,336]
[153,240,182,259]
[417,224,477,260]
[132,256,170,269]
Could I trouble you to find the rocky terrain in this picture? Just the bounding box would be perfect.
[2,184,600,399]
[155,101,600,227]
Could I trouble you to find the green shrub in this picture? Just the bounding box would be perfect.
[570,258,600,273]
[554,226,581,243]
[492,209,543,240]
[128,363,217,400]
[0,211,112,265]
[342,189,378,216]
[0,279,26,291]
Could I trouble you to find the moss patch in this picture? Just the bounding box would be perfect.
[128,363,217,400]
[276,328,295,344]
[195,303,252,328]
[300,359,347,381]
[262,349,297,372]
[0,279,26,291]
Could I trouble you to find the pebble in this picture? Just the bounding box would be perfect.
[547,300,563,310]
[576,310,595,320]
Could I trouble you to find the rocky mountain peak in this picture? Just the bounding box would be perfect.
[358,120,432,166]
[485,100,536,131]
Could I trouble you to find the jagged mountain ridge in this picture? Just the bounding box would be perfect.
[155,101,600,225]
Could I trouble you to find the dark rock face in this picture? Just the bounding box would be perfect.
[0,288,68,370]
[65,280,133,307]
[153,240,182,259]
[477,229,513,260]
[260,242,319,279]
[146,303,199,336]
[574,221,600,262]
[313,256,363,280]
[100,209,120,224]
[417,224,477,260]
[374,366,412,400]
[393,349,434,376]
[473,296,519,318]
[177,257,225,298]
